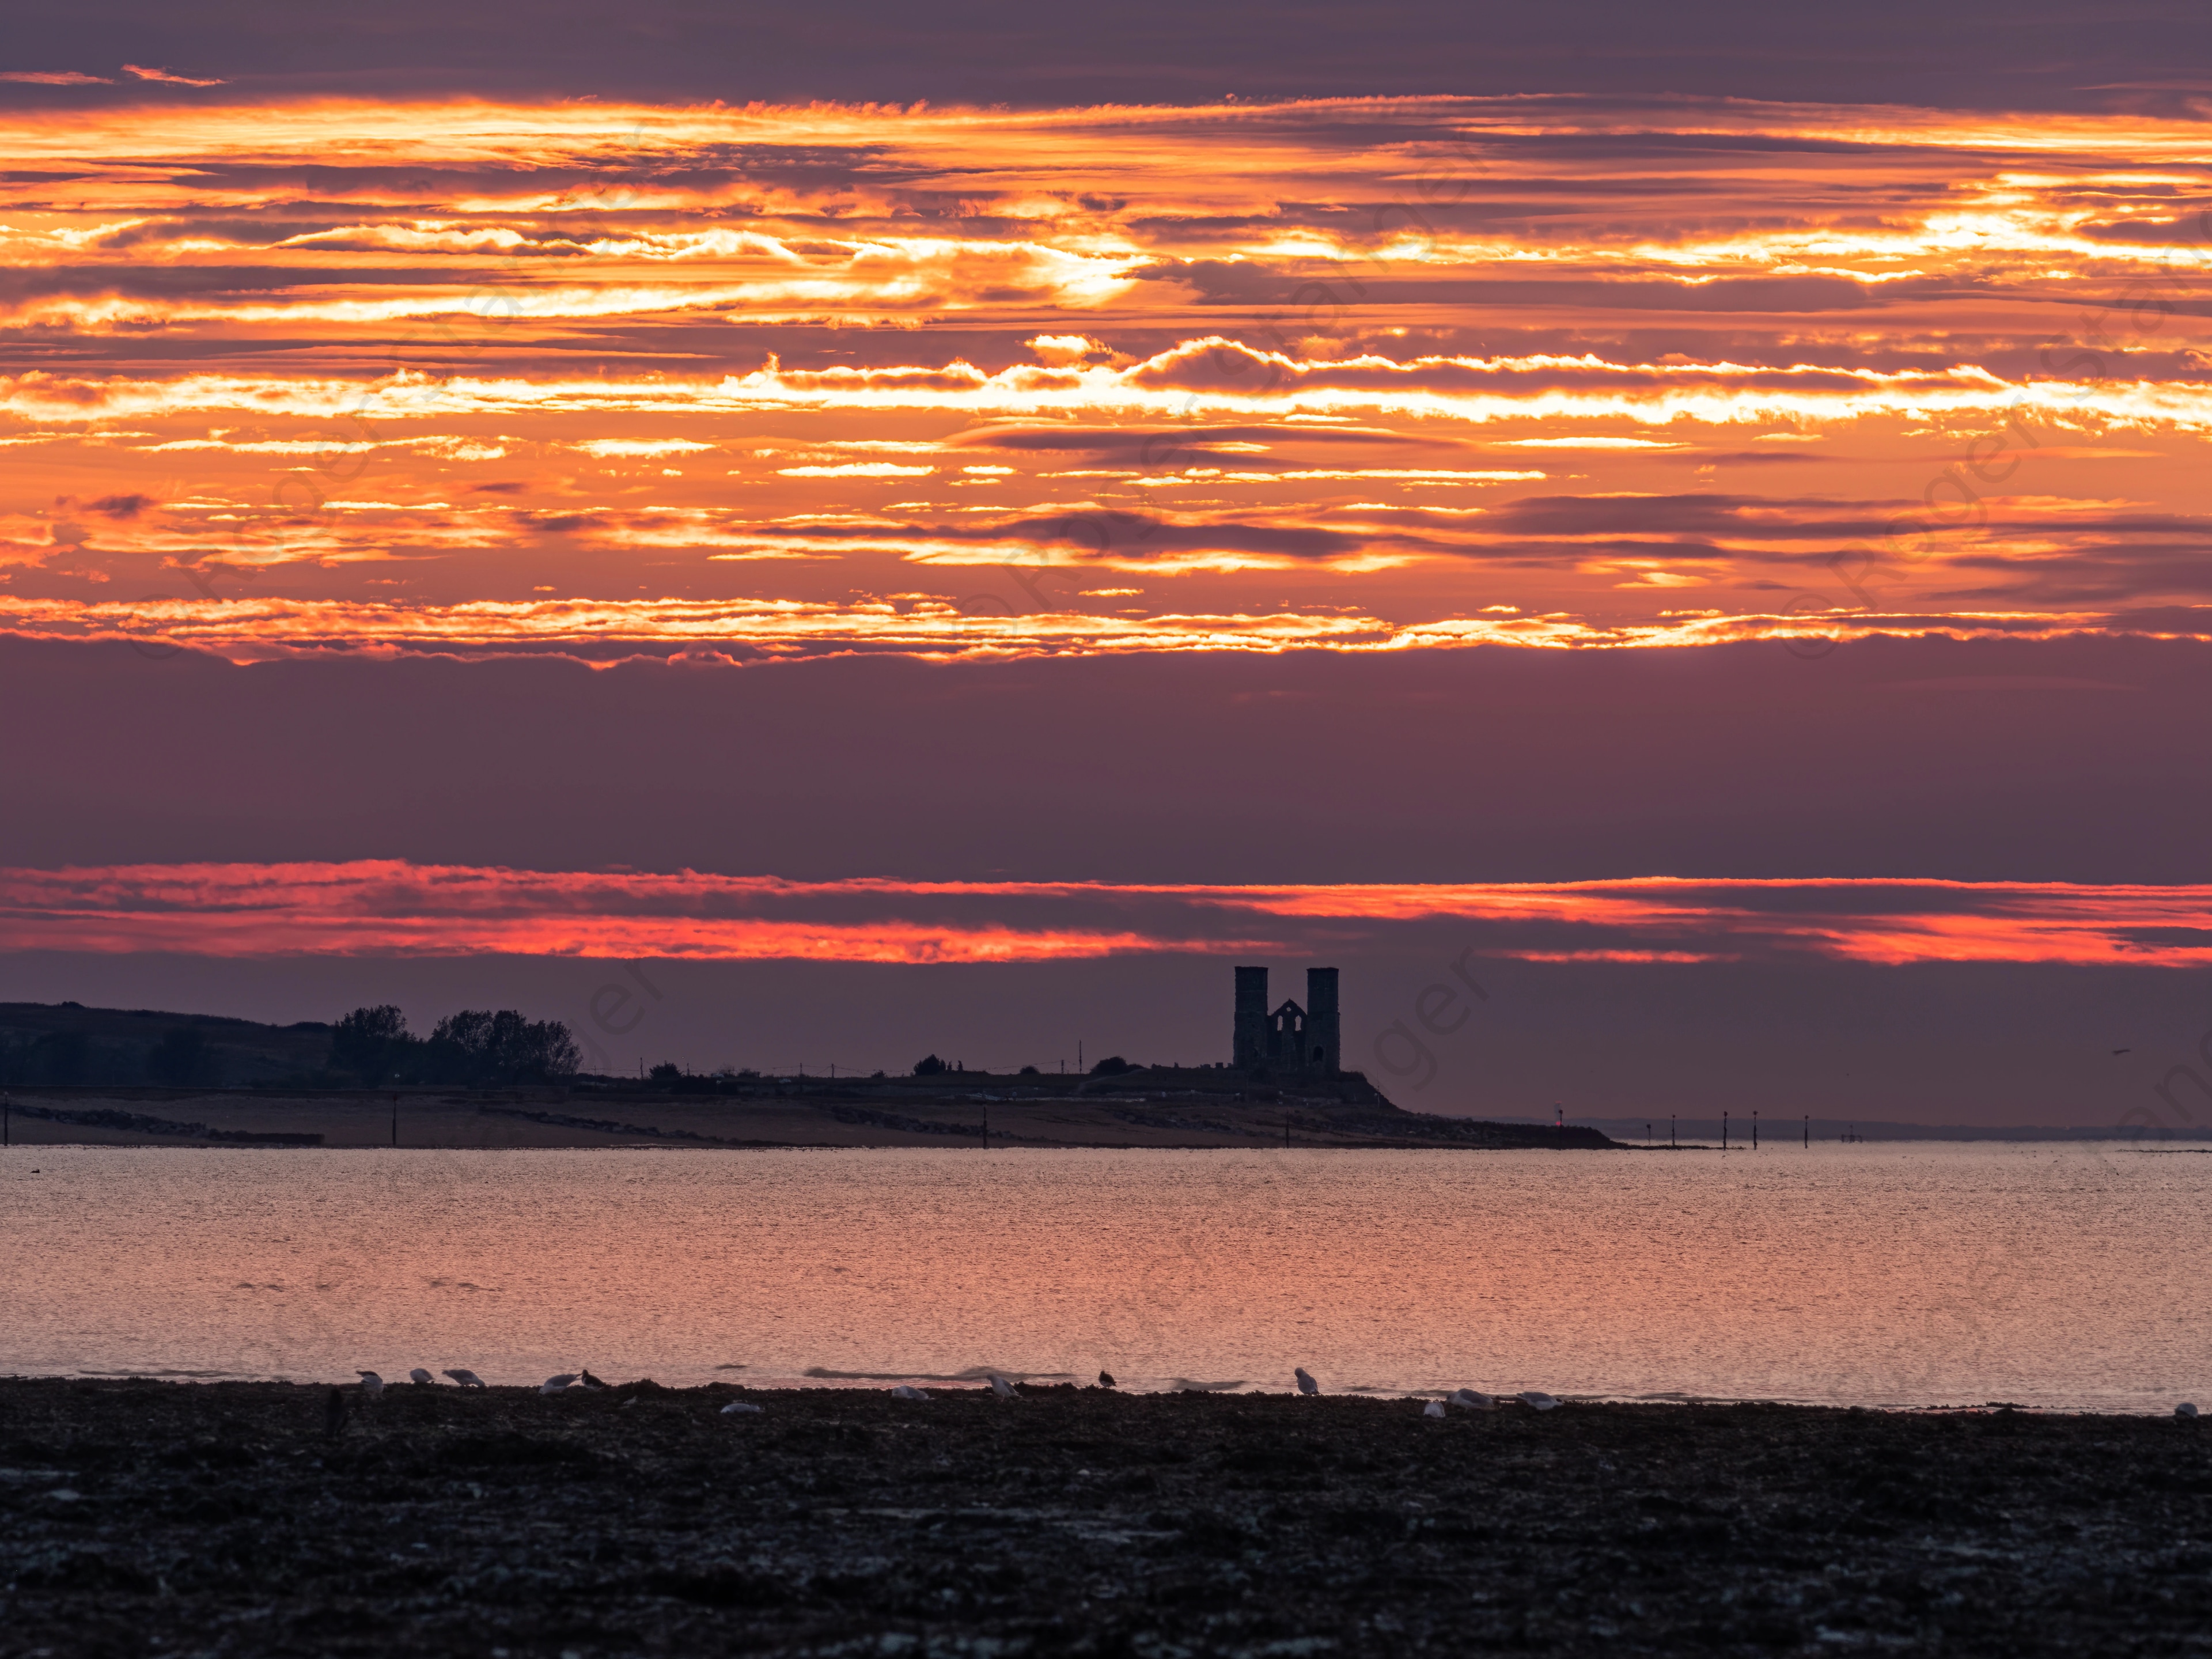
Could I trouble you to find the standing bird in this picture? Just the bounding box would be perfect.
[988,1374,1018,1400]
[1098,1370,1116,1388]
[1295,1368,1320,1396]
[444,1368,487,1389]
[1423,1400,1446,1418]
[579,1370,609,1391]
[1518,1391,1562,1411]
[357,1371,384,1398]
[409,1368,435,1386]
[540,1374,578,1395]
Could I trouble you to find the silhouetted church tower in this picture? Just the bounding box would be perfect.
[1232,964,1340,1077]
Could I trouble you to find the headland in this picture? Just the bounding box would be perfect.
[0,1067,1618,1150]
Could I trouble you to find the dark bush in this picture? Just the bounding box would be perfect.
[330,1005,411,1083]
[426,1010,581,1085]
[914,1054,946,1075]
[1090,1054,1132,1075]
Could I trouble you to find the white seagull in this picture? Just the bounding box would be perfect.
[1423,1400,1446,1418]
[444,1368,487,1389]
[357,1371,384,1397]
[1518,1391,1562,1411]
[1449,1389,1496,1411]
[409,1368,435,1386]
[1295,1368,1320,1396]
[2180,1402,2200,1419]
[988,1374,1018,1400]
[891,1385,932,1402]
[540,1373,578,1395]
[720,1400,764,1415]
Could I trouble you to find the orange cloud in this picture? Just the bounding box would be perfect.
[1,865,2206,968]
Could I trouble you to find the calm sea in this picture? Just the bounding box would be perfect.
[3,1145,2204,1411]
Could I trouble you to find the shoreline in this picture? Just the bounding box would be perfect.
[3,1378,2205,1655]
[2,1373,2191,1416]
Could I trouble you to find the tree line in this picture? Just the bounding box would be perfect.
[330,1006,581,1086]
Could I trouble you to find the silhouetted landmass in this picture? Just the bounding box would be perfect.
[0,1003,330,1089]
[0,1002,581,1091]
[1,1002,1619,1150]
[0,1379,2203,1656]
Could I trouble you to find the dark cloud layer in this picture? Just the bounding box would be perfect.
[4,1,2207,112]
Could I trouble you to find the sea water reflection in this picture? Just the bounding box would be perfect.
[3,1144,2204,1411]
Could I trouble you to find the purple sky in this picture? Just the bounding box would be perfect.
[4,2,2211,1127]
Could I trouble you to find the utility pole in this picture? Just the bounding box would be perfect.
[1803,1114,1808,1149]
[1722,1111,1729,1150]
[1752,1109,1759,1150]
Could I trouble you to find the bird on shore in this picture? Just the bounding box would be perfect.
[720,1400,764,1415]
[444,1368,487,1389]
[540,1373,578,1395]
[1519,1391,1562,1411]
[891,1385,932,1402]
[1296,1368,1320,1396]
[1449,1389,1495,1411]
[1099,1370,1116,1388]
[1423,1400,1446,1418]
[579,1370,609,1391]
[357,1371,384,1397]
[409,1368,434,1386]
[989,1374,1018,1400]
[2180,1402,2200,1419]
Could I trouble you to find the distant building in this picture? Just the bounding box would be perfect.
[1232,965,1340,1077]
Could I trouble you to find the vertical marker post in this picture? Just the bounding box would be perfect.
[1723,1111,1729,1150]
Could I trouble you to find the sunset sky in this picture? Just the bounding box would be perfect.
[5,2,2211,1126]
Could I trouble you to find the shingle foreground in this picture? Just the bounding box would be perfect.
[2,1380,2207,1656]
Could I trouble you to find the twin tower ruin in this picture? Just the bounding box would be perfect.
[1233,965,1340,1078]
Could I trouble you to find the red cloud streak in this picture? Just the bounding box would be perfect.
[2,863,2208,968]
